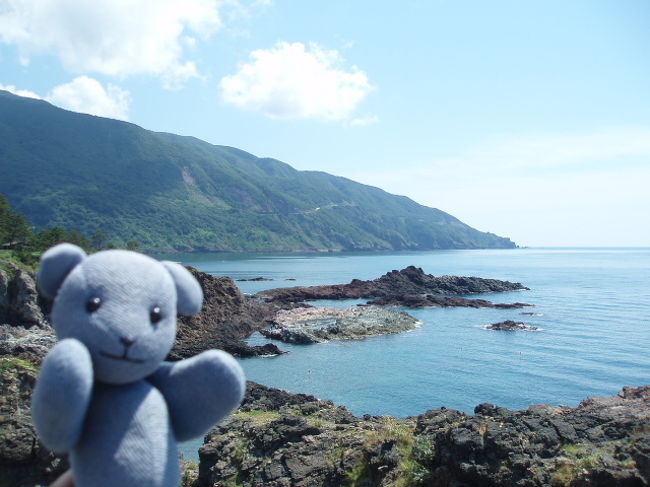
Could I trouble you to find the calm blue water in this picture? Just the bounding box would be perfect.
[170,248,650,459]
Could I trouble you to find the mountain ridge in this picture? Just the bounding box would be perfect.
[0,90,516,252]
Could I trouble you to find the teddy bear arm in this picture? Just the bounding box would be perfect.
[148,350,245,442]
[31,338,94,452]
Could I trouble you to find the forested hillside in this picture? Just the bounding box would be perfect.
[0,90,515,252]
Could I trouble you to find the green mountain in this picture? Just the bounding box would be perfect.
[0,90,516,252]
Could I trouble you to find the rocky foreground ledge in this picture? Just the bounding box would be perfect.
[194,382,650,487]
[255,265,529,304]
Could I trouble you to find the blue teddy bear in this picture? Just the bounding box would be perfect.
[31,243,246,487]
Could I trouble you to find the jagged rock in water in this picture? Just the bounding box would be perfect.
[485,320,539,331]
[367,293,532,309]
[256,265,529,304]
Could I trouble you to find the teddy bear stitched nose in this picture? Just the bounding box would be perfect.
[120,336,136,348]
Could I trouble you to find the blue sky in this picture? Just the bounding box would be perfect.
[1,0,648,247]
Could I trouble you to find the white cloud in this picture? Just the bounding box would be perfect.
[446,128,650,173]
[1,77,130,119]
[0,0,224,87]
[46,76,130,120]
[220,41,374,121]
[0,83,41,99]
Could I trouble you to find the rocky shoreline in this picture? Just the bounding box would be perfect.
[260,306,420,344]
[194,382,650,487]
[2,260,648,486]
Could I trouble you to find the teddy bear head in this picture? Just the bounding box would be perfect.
[37,243,203,385]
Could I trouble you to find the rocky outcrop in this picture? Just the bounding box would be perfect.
[256,266,529,304]
[0,266,48,328]
[0,326,66,487]
[260,306,419,344]
[367,294,532,309]
[195,383,650,487]
[485,320,539,331]
[169,267,281,360]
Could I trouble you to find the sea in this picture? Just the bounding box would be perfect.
[167,248,650,460]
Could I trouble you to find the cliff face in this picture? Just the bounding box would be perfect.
[197,383,650,487]
[0,265,48,328]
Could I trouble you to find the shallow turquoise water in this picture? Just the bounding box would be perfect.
[171,248,650,459]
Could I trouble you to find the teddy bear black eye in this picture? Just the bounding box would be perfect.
[150,306,163,324]
[86,297,102,313]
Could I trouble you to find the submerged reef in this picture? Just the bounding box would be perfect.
[260,306,419,344]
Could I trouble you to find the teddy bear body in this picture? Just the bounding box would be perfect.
[31,244,245,487]
[72,380,178,486]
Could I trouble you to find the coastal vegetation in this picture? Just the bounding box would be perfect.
[0,194,128,269]
[0,90,516,253]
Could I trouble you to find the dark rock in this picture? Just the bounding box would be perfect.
[367,293,533,309]
[168,267,280,360]
[0,327,67,487]
[195,385,650,487]
[237,277,273,282]
[485,320,539,331]
[0,266,48,328]
[256,265,529,303]
[225,342,286,358]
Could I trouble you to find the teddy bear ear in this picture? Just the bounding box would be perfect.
[37,243,87,299]
[161,262,203,315]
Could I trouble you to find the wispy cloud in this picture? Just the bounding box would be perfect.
[349,115,379,127]
[344,128,650,246]
[454,128,650,172]
[220,41,375,122]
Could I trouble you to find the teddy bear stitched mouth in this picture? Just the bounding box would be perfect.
[99,350,145,364]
